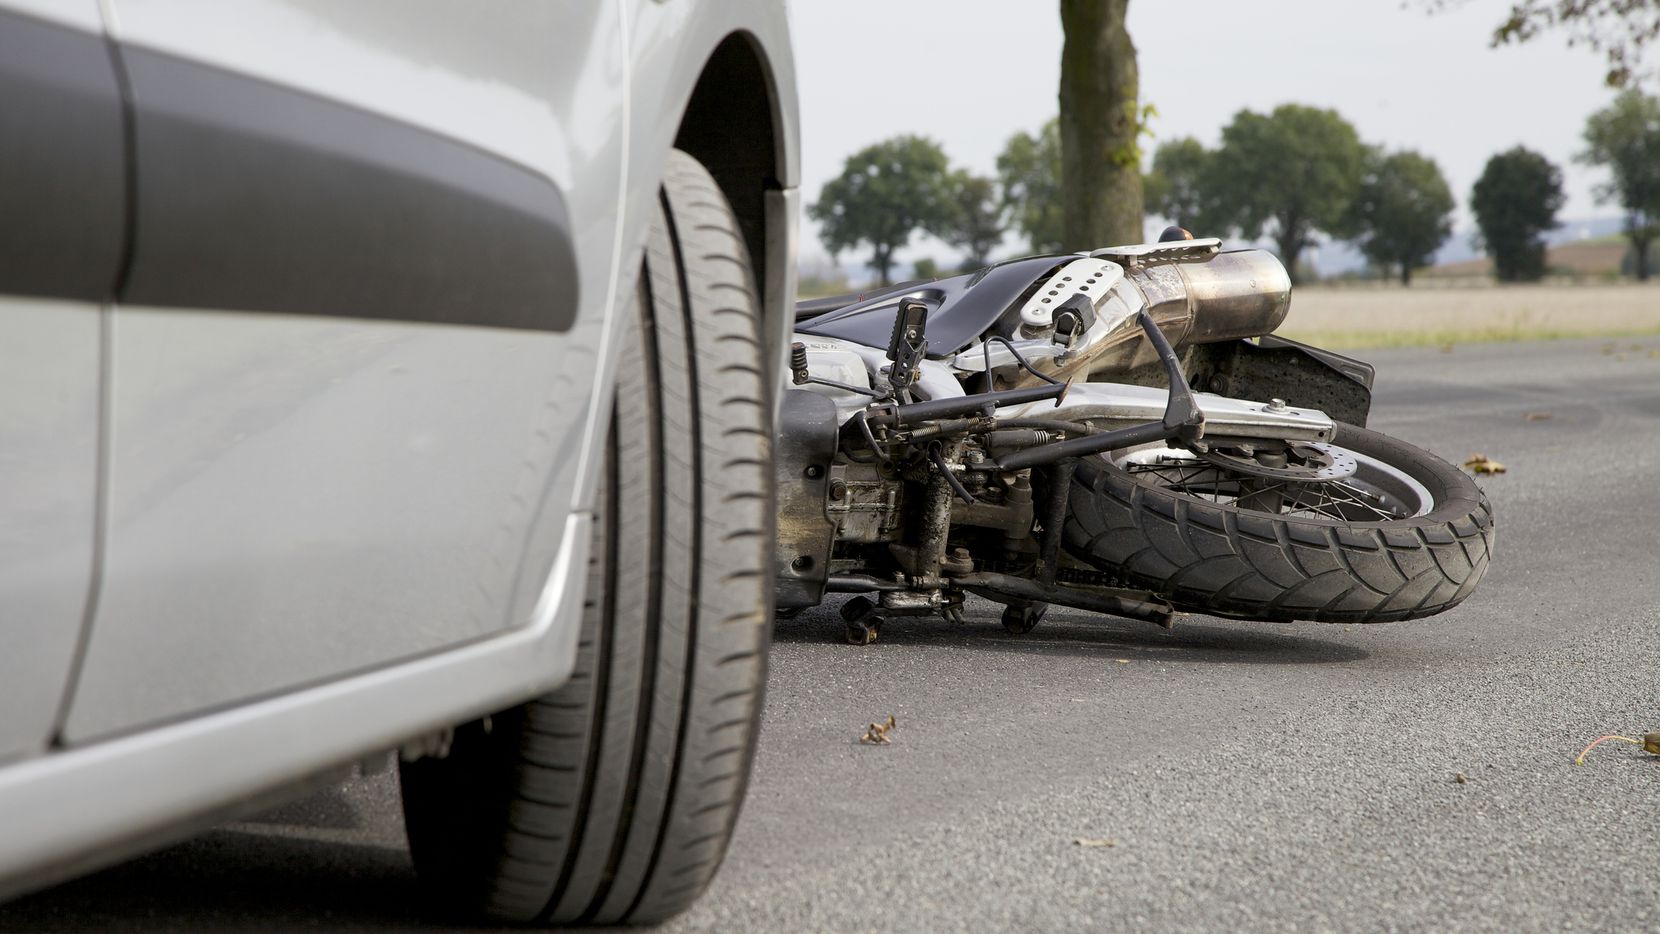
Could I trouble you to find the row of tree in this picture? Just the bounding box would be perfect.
[810,90,1660,286]
[1143,105,1450,285]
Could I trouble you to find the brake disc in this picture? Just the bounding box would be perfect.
[1198,442,1358,482]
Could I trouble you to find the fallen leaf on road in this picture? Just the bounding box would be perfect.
[860,714,897,745]
[1462,454,1506,475]
[1114,658,1131,664]
[1572,732,1660,764]
[1524,411,1552,421]
[1074,838,1117,848]
[1440,343,1455,354]
[1454,772,1468,784]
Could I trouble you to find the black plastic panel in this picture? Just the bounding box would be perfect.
[774,389,840,609]
[0,9,126,301]
[118,47,579,332]
[795,255,1069,357]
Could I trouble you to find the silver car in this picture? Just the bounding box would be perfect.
[0,0,798,924]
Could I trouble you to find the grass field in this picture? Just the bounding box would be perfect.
[1277,283,1660,348]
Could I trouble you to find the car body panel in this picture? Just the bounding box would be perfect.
[0,0,100,31]
[63,0,623,737]
[624,0,800,408]
[64,311,599,740]
[0,2,120,762]
[0,511,587,898]
[0,300,101,763]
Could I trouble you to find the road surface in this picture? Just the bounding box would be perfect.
[5,336,1659,932]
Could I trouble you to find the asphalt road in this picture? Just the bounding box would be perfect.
[5,336,1659,932]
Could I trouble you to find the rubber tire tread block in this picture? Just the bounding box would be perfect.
[398,149,773,926]
[1064,421,1494,623]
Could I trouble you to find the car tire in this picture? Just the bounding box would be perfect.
[398,149,773,926]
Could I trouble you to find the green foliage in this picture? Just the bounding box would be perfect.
[1144,136,1223,236]
[942,172,1006,270]
[808,135,955,286]
[1109,102,1159,169]
[1470,146,1565,282]
[996,119,1066,253]
[1348,149,1455,284]
[1580,89,1660,280]
[912,257,942,279]
[1210,104,1368,282]
[1489,0,1660,86]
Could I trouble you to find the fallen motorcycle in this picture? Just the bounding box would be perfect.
[775,237,1494,644]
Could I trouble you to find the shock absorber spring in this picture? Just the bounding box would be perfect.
[790,341,810,385]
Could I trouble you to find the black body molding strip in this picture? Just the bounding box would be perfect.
[116,45,578,332]
[0,9,127,302]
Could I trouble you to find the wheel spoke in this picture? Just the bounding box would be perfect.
[1118,446,1418,524]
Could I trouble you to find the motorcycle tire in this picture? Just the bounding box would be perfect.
[400,150,773,925]
[1064,422,1493,623]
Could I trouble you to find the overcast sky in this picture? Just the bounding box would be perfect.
[787,0,1630,272]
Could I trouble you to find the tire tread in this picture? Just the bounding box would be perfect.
[1064,422,1494,623]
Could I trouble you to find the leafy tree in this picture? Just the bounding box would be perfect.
[1349,150,1455,284]
[1580,89,1660,280]
[1424,1,1660,86]
[996,120,1066,253]
[808,135,955,286]
[942,172,1006,270]
[1210,104,1368,283]
[1495,1,1660,86]
[1059,0,1147,248]
[912,257,942,279]
[1470,146,1565,282]
[1144,137,1223,236]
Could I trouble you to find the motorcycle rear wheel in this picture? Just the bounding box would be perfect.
[1064,422,1493,623]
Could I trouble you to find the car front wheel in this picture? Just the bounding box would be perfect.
[399,149,773,926]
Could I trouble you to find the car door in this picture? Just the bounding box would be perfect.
[0,1,122,762]
[61,0,626,742]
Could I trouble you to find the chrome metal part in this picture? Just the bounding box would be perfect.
[1151,249,1293,346]
[1091,237,1222,267]
[1197,442,1359,482]
[950,336,1064,374]
[837,341,966,409]
[967,248,1293,390]
[1114,444,1436,521]
[1003,381,1336,445]
[1017,256,1123,333]
[880,589,944,611]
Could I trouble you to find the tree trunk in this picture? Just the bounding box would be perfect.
[1635,233,1653,282]
[1274,231,1307,285]
[1059,0,1143,251]
[872,245,892,286]
[1400,261,1412,286]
